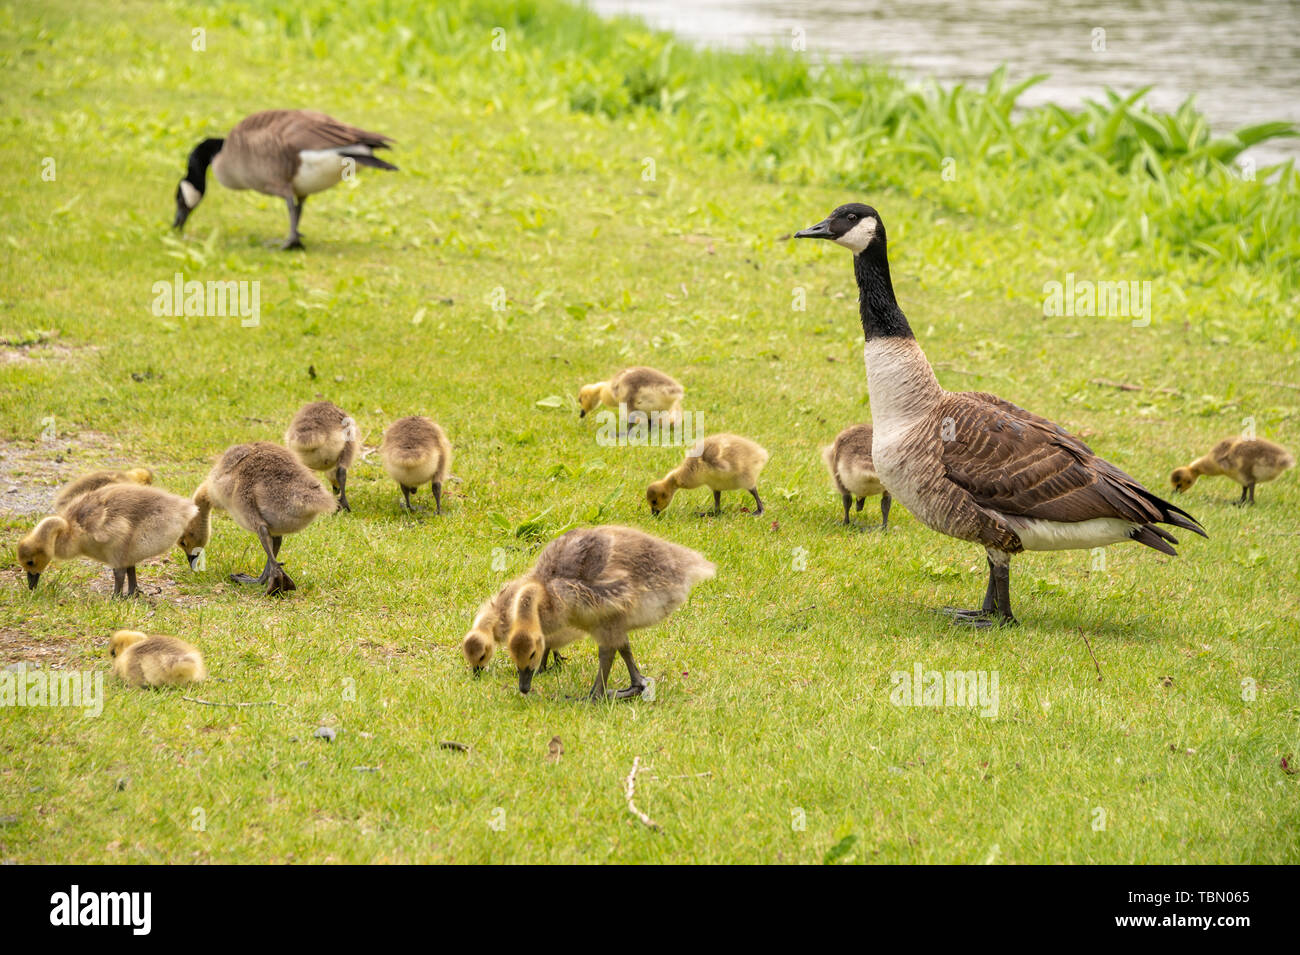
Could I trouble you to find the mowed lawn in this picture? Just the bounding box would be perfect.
[0,0,1296,863]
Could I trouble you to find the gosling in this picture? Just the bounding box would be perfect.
[284,401,360,511]
[379,416,452,513]
[17,484,197,597]
[462,578,582,674]
[646,433,769,516]
[179,442,335,595]
[109,630,207,687]
[53,468,153,512]
[822,423,892,530]
[579,367,684,426]
[505,525,715,699]
[1171,437,1294,506]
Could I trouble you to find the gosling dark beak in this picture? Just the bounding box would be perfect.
[794,219,834,240]
[472,666,484,677]
[26,572,39,590]
[517,668,534,694]
[650,507,661,517]
[578,409,586,418]
[186,551,198,570]
[173,202,191,232]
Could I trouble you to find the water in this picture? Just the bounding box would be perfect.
[587,0,1300,164]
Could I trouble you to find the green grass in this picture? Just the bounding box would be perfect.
[0,0,1297,863]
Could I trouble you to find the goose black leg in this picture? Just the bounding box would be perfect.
[880,492,893,532]
[712,489,722,515]
[400,484,415,511]
[125,566,140,598]
[335,465,351,512]
[610,644,648,699]
[749,488,765,515]
[431,479,443,515]
[1235,485,1249,507]
[280,196,305,250]
[841,492,853,525]
[938,555,998,625]
[111,567,126,598]
[1249,483,1256,504]
[586,645,617,701]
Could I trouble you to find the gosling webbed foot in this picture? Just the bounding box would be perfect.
[608,681,647,700]
[230,572,265,585]
[265,563,296,596]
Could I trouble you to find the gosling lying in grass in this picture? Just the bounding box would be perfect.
[646,433,769,516]
[380,416,452,513]
[822,423,892,530]
[109,630,207,687]
[504,525,715,700]
[285,400,360,511]
[578,366,684,425]
[461,578,583,674]
[53,468,153,512]
[1171,436,1294,506]
[17,484,197,598]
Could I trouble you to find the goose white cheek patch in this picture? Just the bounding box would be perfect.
[835,217,877,254]
[179,180,202,209]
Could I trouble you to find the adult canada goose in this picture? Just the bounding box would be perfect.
[578,367,684,424]
[461,578,582,674]
[17,485,197,597]
[179,442,335,595]
[109,630,207,687]
[646,433,769,516]
[505,525,715,699]
[284,401,359,511]
[53,468,153,512]
[172,109,398,249]
[822,423,892,530]
[794,203,1206,626]
[379,416,452,513]
[1171,436,1294,505]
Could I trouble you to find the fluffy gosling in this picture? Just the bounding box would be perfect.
[379,416,452,513]
[505,525,715,700]
[578,366,684,425]
[285,401,360,511]
[1171,437,1294,505]
[17,484,197,597]
[53,468,153,512]
[109,630,207,687]
[822,423,892,530]
[646,433,769,516]
[462,578,582,674]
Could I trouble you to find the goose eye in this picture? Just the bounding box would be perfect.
[846,213,857,220]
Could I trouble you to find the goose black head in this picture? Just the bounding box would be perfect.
[794,203,885,255]
[173,137,224,231]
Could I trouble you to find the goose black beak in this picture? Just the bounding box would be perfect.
[517,667,534,694]
[26,572,39,590]
[794,219,834,240]
[173,203,191,232]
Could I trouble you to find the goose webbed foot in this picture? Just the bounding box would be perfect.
[280,236,304,251]
[607,680,647,700]
[264,562,296,596]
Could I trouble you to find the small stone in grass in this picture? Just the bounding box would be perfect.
[314,726,336,742]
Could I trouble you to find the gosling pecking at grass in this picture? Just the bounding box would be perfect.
[504,525,715,699]
[462,578,583,675]
[646,433,769,516]
[53,468,153,512]
[1170,436,1294,505]
[172,109,398,249]
[794,202,1206,627]
[180,442,336,596]
[285,401,360,511]
[17,484,197,597]
[578,366,684,426]
[379,416,452,513]
[823,423,893,530]
[109,630,207,687]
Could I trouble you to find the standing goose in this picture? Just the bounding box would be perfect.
[172,110,398,249]
[180,442,336,595]
[794,203,1206,626]
[284,401,360,511]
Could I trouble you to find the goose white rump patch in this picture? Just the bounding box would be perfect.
[998,513,1139,551]
[293,146,374,196]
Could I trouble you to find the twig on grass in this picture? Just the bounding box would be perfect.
[439,740,470,752]
[624,756,660,832]
[182,696,281,708]
[1249,380,1300,393]
[1077,628,1103,682]
[1089,378,1180,396]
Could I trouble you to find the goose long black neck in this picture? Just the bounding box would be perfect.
[185,138,224,190]
[852,241,913,341]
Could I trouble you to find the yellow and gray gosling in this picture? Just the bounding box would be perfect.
[109,630,206,687]
[379,416,452,513]
[462,578,583,675]
[1171,436,1294,506]
[578,366,684,425]
[179,442,335,596]
[17,484,198,598]
[822,423,892,530]
[53,468,153,512]
[285,401,360,511]
[646,433,769,516]
[505,525,715,699]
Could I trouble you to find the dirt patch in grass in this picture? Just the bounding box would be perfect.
[0,432,142,517]
[0,625,80,667]
[0,330,99,366]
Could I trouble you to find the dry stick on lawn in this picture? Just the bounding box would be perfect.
[1077,628,1103,682]
[439,740,470,752]
[1089,378,1180,395]
[182,696,282,707]
[1249,379,1300,393]
[624,756,660,832]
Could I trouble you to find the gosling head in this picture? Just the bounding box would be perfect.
[461,628,495,675]
[173,137,223,232]
[507,625,545,695]
[646,479,676,516]
[577,384,603,418]
[177,502,210,570]
[1169,467,1198,494]
[794,202,884,256]
[16,516,65,590]
[109,630,147,658]
[125,468,154,485]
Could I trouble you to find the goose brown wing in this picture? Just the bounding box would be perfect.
[275,110,393,151]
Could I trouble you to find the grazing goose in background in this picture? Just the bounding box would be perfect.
[1171,436,1294,505]
[822,423,892,530]
[578,366,684,425]
[284,401,360,511]
[53,467,153,511]
[180,442,335,596]
[379,416,452,513]
[17,485,197,597]
[794,202,1206,627]
[646,433,769,516]
[461,578,582,675]
[110,630,207,687]
[505,525,715,699]
[172,109,398,249]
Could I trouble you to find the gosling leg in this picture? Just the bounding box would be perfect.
[712,489,722,516]
[400,485,415,511]
[749,487,765,515]
[432,479,443,515]
[880,492,892,532]
[586,645,617,701]
[841,492,852,525]
[335,465,351,513]
[611,644,647,700]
